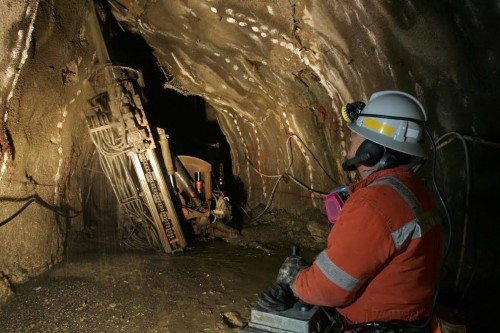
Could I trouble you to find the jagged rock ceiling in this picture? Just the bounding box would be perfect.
[104,0,495,211]
[1,0,499,304]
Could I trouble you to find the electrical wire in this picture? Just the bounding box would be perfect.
[0,194,82,227]
[247,132,339,220]
[435,132,470,288]
[0,198,36,227]
[248,134,297,220]
[289,133,340,185]
[462,135,500,149]
[414,127,453,329]
[210,190,232,224]
[287,173,331,195]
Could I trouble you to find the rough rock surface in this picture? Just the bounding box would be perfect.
[0,275,14,304]
[0,0,98,298]
[0,1,499,327]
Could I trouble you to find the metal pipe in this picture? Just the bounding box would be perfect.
[157,128,177,190]
[174,157,202,207]
[156,128,201,207]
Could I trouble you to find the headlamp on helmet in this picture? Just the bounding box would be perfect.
[341,101,366,123]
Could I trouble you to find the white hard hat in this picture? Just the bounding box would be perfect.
[347,90,428,158]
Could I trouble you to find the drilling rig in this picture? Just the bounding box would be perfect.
[86,64,236,253]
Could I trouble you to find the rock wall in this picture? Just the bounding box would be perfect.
[0,0,499,303]
[0,0,98,300]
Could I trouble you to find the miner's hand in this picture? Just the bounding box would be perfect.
[276,256,308,285]
[257,283,297,312]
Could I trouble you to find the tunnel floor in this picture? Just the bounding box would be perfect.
[0,209,326,333]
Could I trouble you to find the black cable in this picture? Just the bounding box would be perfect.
[426,127,453,260]
[0,194,82,227]
[410,127,452,329]
[0,198,36,227]
[245,131,340,206]
[288,133,340,185]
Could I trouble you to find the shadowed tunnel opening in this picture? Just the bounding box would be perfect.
[102,9,231,181]
[79,8,248,251]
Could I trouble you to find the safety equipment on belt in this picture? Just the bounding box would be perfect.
[256,283,297,312]
[276,256,308,285]
[343,90,429,158]
[325,186,350,226]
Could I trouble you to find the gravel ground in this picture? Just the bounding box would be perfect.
[0,210,328,333]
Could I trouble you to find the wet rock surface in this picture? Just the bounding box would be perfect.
[0,210,328,333]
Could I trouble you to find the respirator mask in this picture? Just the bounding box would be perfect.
[324,186,350,228]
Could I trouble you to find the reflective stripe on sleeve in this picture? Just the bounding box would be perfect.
[373,177,423,215]
[392,219,419,250]
[316,250,364,292]
[371,177,441,250]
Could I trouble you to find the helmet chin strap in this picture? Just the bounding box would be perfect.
[359,156,390,179]
[374,153,393,171]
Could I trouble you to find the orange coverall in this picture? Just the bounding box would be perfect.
[293,167,443,324]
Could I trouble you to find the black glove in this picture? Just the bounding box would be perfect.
[276,256,308,285]
[256,283,297,312]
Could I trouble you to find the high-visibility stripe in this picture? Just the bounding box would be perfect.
[316,250,363,292]
[373,177,422,214]
[392,219,419,250]
[371,177,441,250]
[363,117,395,137]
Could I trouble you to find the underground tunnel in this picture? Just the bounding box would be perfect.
[1,0,500,332]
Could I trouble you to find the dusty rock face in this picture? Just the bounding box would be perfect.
[0,0,98,299]
[0,0,499,306]
[0,275,14,304]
